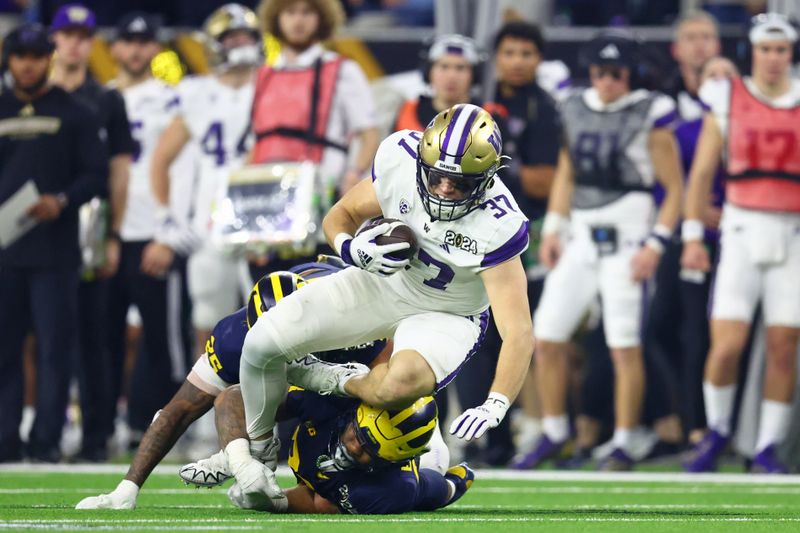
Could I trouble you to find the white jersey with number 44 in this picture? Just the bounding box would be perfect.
[372,129,529,317]
[177,75,254,234]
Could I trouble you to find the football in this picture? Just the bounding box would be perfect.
[357,217,418,261]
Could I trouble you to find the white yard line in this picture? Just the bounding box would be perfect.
[4,486,800,495]
[3,517,800,526]
[2,464,800,485]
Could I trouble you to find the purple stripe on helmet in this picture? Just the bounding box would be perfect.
[435,309,489,392]
[480,220,530,268]
[439,105,464,161]
[454,107,480,165]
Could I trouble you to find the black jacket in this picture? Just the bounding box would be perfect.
[0,86,107,268]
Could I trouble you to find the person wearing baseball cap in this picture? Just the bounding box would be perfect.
[0,21,106,463]
[682,12,800,475]
[107,11,196,452]
[394,34,483,132]
[114,12,160,43]
[49,4,136,462]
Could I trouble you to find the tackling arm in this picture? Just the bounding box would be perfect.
[125,381,216,486]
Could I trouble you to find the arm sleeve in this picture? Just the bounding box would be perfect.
[105,89,135,157]
[338,60,378,132]
[65,108,108,208]
[520,94,561,166]
[413,468,451,511]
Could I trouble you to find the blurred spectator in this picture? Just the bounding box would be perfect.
[647,11,725,446]
[532,32,682,471]
[106,12,193,445]
[150,3,259,361]
[665,11,721,122]
[673,56,735,440]
[477,21,562,468]
[682,13,800,474]
[49,3,134,461]
[393,34,483,131]
[0,23,106,462]
[248,0,378,276]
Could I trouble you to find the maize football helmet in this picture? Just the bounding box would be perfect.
[417,103,504,221]
[246,271,305,328]
[353,396,438,465]
[201,3,261,69]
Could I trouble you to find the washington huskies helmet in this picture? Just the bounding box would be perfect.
[201,3,261,69]
[353,396,438,465]
[417,103,504,221]
[246,271,305,328]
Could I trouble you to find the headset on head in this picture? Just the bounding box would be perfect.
[418,33,486,86]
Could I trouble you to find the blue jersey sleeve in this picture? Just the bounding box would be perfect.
[206,307,248,384]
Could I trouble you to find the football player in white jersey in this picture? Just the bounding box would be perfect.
[151,4,259,353]
[107,12,193,437]
[529,33,683,471]
[229,103,534,507]
[682,14,800,473]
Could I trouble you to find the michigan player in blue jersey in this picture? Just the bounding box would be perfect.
[76,258,382,510]
[205,384,473,514]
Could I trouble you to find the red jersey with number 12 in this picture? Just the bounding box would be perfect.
[727,77,800,212]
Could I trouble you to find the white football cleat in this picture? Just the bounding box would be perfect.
[286,355,369,396]
[75,492,136,510]
[179,450,231,488]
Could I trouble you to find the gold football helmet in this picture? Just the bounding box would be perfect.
[202,3,262,69]
[416,103,504,221]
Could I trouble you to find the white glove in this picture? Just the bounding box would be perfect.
[227,482,288,513]
[449,392,510,441]
[335,223,410,276]
[75,480,138,510]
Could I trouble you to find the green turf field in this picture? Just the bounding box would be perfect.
[2,466,800,532]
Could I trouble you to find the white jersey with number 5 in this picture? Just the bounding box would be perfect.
[371,129,529,316]
[177,75,254,235]
[118,78,181,241]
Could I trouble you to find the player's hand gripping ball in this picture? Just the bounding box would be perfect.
[341,218,418,276]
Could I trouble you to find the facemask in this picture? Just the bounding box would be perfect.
[317,440,357,473]
[224,44,261,68]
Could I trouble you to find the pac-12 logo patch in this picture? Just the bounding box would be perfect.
[399,198,410,214]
